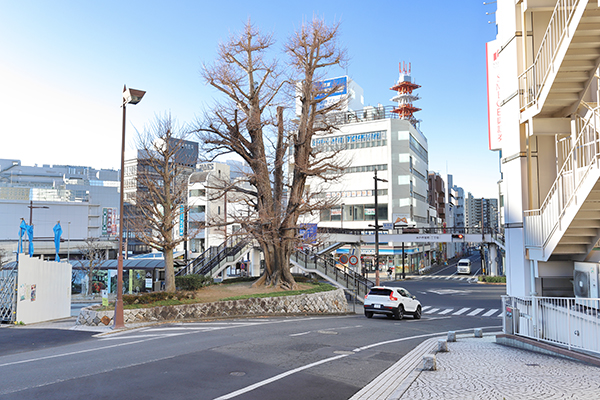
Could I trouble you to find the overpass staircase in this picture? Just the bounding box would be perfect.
[523,0,600,261]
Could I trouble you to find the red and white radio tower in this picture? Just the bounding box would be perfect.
[390,62,421,126]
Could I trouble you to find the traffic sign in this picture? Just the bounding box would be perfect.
[349,255,359,265]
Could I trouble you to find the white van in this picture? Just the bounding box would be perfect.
[457,259,472,274]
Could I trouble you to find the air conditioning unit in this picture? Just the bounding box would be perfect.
[573,262,600,309]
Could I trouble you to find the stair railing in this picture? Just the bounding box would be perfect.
[518,0,580,110]
[525,106,600,249]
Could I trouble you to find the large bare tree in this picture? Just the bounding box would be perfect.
[129,114,196,292]
[197,18,348,289]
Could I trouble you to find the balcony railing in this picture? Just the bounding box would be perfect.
[518,0,580,110]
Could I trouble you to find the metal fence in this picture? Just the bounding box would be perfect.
[503,295,600,355]
[0,262,18,323]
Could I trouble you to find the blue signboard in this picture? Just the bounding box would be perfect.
[299,223,318,244]
[314,76,347,100]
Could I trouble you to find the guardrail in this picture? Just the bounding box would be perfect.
[503,295,600,355]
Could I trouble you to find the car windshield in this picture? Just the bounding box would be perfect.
[458,262,469,266]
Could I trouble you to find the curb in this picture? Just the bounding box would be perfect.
[349,337,440,400]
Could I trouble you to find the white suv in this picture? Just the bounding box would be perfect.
[363,286,422,320]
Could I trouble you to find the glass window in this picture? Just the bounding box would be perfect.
[353,205,364,221]
[365,205,376,221]
[378,204,388,220]
[331,206,341,221]
[320,208,331,221]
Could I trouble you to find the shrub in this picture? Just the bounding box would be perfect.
[175,274,214,291]
[122,291,196,306]
[478,275,506,283]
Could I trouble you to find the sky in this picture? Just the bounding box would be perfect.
[0,1,500,199]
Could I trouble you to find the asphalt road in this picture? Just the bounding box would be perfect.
[0,271,504,400]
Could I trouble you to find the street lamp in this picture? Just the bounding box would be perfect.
[340,202,345,230]
[115,85,145,330]
[373,170,387,286]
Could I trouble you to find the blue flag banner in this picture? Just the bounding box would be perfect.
[53,222,62,262]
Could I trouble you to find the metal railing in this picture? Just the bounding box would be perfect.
[291,249,374,299]
[177,236,251,277]
[503,295,600,355]
[518,0,580,110]
[524,107,600,249]
[0,262,18,323]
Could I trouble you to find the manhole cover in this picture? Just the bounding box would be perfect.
[230,371,246,376]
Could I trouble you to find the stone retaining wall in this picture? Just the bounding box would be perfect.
[76,288,348,327]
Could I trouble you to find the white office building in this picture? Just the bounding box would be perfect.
[305,68,431,272]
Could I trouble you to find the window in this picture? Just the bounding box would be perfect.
[190,189,206,197]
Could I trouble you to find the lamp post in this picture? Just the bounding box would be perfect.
[340,202,345,230]
[115,86,145,330]
[373,170,387,286]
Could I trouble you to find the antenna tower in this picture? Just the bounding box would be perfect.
[390,62,421,126]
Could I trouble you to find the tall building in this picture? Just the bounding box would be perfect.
[305,65,431,271]
[428,172,445,225]
[465,194,498,231]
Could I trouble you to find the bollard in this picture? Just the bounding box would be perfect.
[474,328,483,338]
[423,354,437,371]
[447,331,456,342]
[437,339,448,352]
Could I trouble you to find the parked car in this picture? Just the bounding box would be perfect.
[363,286,422,320]
[457,259,472,274]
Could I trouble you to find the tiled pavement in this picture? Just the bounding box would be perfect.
[351,332,600,400]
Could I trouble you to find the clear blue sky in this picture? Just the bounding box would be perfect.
[0,1,500,199]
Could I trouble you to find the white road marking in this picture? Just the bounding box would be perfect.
[421,306,432,311]
[424,308,439,314]
[290,331,311,337]
[467,308,485,316]
[452,307,470,315]
[483,309,499,317]
[216,326,502,399]
[438,308,453,315]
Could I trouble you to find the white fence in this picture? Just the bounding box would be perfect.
[503,295,600,355]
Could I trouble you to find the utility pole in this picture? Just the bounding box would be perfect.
[373,170,387,286]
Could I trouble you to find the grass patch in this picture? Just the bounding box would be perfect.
[220,282,335,301]
[478,275,506,283]
[110,280,334,310]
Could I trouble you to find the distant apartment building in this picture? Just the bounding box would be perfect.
[428,172,445,225]
[465,194,498,231]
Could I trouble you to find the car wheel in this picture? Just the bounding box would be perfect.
[365,311,373,318]
[413,305,422,319]
[395,305,404,320]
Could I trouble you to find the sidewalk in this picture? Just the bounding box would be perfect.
[351,332,600,400]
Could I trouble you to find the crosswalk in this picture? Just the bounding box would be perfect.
[421,305,502,318]
[414,275,478,281]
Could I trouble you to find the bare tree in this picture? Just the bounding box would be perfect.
[128,114,196,292]
[196,18,348,289]
[77,238,108,296]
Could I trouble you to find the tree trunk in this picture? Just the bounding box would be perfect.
[253,235,297,290]
[164,248,175,292]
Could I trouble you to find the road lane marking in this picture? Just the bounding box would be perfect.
[215,326,502,400]
[438,309,453,315]
[483,309,499,317]
[452,307,470,315]
[421,306,432,311]
[467,308,485,316]
[424,308,439,314]
[290,331,311,337]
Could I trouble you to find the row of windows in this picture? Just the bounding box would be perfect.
[315,189,388,199]
[320,204,388,222]
[344,164,387,174]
